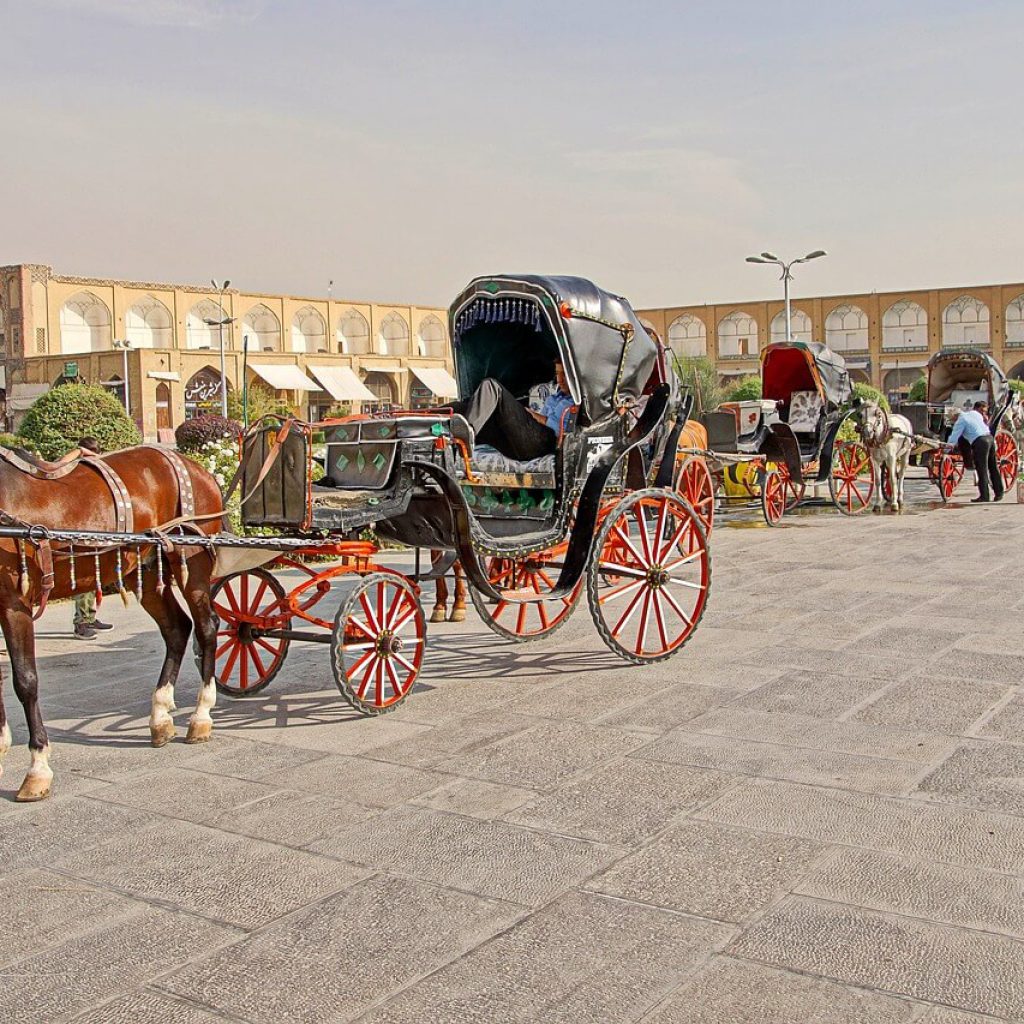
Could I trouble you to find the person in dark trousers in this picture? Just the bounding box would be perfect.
[72,436,115,640]
[948,402,1004,503]
[453,360,573,462]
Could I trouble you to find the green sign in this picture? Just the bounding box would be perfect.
[63,361,79,378]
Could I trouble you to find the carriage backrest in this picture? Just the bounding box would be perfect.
[788,391,823,432]
[701,411,738,453]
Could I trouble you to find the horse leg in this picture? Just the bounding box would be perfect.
[449,561,466,623]
[172,553,218,745]
[138,566,191,748]
[430,551,448,623]
[0,661,10,784]
[869,455,882,512]
[0,600,52,801]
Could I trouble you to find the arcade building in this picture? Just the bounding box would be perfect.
[0,263,457,441]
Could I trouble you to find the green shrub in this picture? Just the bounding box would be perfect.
[675,355,723,415]
[17,382,141,460]
[906,377,927,402]
[852,382,889,411]
[1008,379,1024,397]
[0,432,26,450]
[228,383,293,424]
[724,375,762,402]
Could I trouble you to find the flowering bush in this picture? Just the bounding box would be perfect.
[175,415,241,454]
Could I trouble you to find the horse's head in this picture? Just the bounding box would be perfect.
[853,398,887,447]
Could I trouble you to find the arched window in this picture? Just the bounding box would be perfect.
[378,311,410,356]
[124,294,173,348]
[185,299,227,350]
[770,309,812,343]
[291,305,327,353]
[882,300,928,350]
[825,304,869,351]
[1006,294,1024,347]
[416,314,446,358]
[942,295,990,347]
[717,311,758,357]
[883,367,923,397]
[336,309,370,354]
[243,304,281,352]
[0,306,5,352]
[363,371,397,412]
[667,314,707,357]
[184,366,229,419]
[60,291,111,353]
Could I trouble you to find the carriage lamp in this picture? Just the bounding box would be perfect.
[745,250,828,342]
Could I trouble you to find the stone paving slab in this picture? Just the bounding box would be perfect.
[4,480,1024,1020]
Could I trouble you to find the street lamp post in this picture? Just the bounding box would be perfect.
[207,278,233,417]
[112,338,132,417]
[745,250,828,341]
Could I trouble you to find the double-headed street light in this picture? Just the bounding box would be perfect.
[745,250,828,341]
[206,278,234,417]
[112,338,132,418]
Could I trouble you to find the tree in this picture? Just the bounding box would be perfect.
[724,375,762,402]
[907,377,927,402]
[227,382,293,425]
[852,381,890,411]
[17,382,141,459]
[675,356,723,415]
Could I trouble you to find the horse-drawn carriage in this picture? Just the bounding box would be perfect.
[676,339,875,521]
[214,274,711,710]
[899,349,1020,501]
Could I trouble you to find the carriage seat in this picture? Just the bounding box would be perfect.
[949,388,987,411]
[787,391,823,432]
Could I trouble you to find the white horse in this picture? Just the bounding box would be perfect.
[855,399,914,512]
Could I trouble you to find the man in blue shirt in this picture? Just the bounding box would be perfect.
[456,360,573,461]
[948,401,1004,502]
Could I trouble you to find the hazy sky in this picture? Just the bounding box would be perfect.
[3,0,1022,308]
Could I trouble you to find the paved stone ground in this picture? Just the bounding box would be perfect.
[2,469,1023,1022]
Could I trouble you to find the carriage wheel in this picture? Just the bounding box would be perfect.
[926,450,941,484]
[586,488,710,664]
[197,568,291,697]
[996,431,1019,492]
[761,469,785,526]
[332,573,425,715]
[829,440,875,515]
[938,452,964,502]
[775,461,805,511]
[675,456,715,534]
[880,465,893,505]
[470,553,582,641]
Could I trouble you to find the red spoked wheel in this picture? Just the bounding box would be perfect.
[675,456,715,535]
[996,431,1019,492]
[829,440,875,515]
[469,552,582,641]
[938,452,964,502]
[926,450,941,484]
[332,572,425,715]
[880,465,893,506]
[586,488,710,664]
[200,568,291,697]
[775,461,805,512]
[761,469,785,526]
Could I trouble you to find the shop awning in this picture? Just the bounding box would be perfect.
[880,358,929,370]
[360,363,408,374]
[307,365,375,402]
[249,363,319,392]
[844,359,870,370]
[719,366,757,377]
[7,383,50,411]
[409,366,458,397]
[147,371,181,382]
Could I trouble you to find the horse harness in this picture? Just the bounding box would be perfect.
[0,445,198,619]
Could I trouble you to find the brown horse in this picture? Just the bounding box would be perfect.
[429,550,466,623]
[0,446,224,802]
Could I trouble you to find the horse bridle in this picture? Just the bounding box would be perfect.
[857,403,892,448]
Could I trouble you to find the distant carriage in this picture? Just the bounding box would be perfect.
[676,340,874,522]
[900,349,1020,501]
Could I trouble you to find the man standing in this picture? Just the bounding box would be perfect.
[947,402,1004,503]
[72,436,115,640]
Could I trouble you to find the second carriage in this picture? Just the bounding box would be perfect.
[675,339,877,522]
[208,274,712,710]
[899,349,1020,501]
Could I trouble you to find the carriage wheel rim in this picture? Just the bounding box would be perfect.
[209,570,290,694]
[590,491,710,661]
[677,459,715,532]
[484,556,580,637]
[833,442,873,512]
[336,576,425,712]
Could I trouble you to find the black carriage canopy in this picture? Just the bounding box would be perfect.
[761,340,852,409]
[448,275,659,425]
[927,349,1008,406]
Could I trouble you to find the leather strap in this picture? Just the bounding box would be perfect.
[83,456,134,533]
